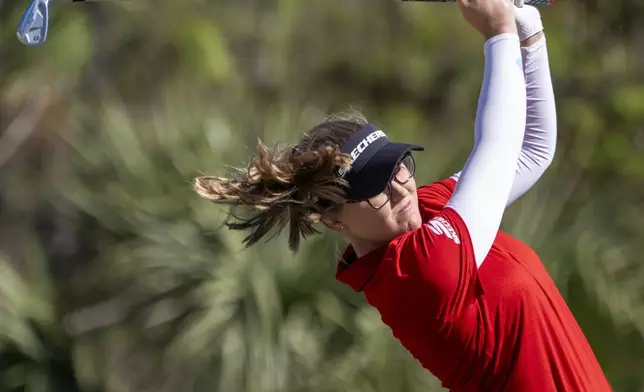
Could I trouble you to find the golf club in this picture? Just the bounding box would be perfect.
[17,0,554,47]
[16,0,49,46]
[17,0,108,46]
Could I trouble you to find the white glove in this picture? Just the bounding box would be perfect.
[514,5,544,41]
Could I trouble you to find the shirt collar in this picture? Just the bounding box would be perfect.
[335,244,388,292]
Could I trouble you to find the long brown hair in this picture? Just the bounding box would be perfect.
[194,111,367,252]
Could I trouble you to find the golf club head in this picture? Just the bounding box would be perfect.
[17,0,50,46]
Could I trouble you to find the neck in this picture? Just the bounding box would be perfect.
[348,236,388,258]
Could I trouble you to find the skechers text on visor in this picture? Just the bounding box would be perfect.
[339,124,424,201]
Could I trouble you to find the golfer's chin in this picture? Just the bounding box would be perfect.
[408,211,423,231]
[400,206,423,233]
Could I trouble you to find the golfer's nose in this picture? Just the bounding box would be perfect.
[390,181,408,204]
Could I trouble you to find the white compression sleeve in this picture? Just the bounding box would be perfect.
[507,37,557,204]
[451,36,557,207]
[446,34,527,268]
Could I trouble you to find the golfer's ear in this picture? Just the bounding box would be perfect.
[321,216,344,232]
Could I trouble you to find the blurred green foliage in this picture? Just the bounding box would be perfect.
[1,0,644,391]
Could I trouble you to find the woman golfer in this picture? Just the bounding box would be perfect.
[194,0,612,390]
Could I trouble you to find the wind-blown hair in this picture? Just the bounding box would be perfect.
[194,111,368,252]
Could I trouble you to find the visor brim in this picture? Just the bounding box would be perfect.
[345,142,424,201]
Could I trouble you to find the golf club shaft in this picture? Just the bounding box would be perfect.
[401,0,554,4]
[58,0,114,2]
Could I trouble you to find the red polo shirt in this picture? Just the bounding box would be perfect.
[336,178,612,391]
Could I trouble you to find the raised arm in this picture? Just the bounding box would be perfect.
[452,6,557,206]
[446,1,527,268]
[507,8,557,204]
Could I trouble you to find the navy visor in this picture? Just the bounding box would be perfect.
[339,124,424,201]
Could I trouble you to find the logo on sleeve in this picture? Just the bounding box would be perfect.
[426,217,461,244]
